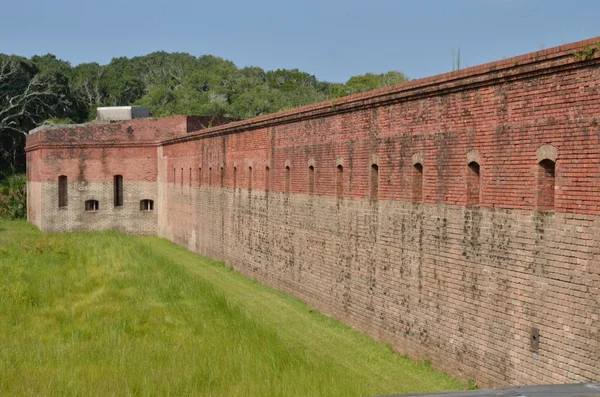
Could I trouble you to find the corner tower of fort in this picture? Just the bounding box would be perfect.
[26,38,600,387]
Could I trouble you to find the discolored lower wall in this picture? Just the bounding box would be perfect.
[38,181,157,234]
[27,181,42,229]
[160,183,600,387]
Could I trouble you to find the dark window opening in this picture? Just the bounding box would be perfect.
[336,165,343,196]
[370,164,379,199]
[530,327,540,352]
[466,162,480,206]
[413,163,423,202]
[85,200,99,212]
[140,199,154,211]
[265,166,270,192]
[114,175,123,207]
[209,167,212,186]
[308,165,315,194]
[181,168,184,187]
[248,167,253,190]
[233,167,237,189]
[285,166,290,193]
[198,167,202,186]
[58,175,68,207]
[173,168,176,184]
[220,167,225,187]
[189,168,192,186]
[537,159,555,210]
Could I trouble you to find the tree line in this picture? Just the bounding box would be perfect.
[0,52,408,174]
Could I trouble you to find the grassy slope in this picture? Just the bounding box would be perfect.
[0,220,464,396]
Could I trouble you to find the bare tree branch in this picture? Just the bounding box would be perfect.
[0,57,71,171]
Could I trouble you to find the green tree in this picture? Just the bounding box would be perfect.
[132,51,198,92]
[230,85,285,119]
[331,71,408,98]
[102,57,145,106]
[0,55,72,172]
[0,50,409,172]
[70,62,108,120]
[135,86,178,117]
[266,69,318,92]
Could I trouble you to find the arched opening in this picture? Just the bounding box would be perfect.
[209,167,212,186]
[198,167,202,186]
[308,165,315,194]
[114,175,123,207]
[466,162,480,206]
[413,163,423,202]
[58,175,68,207]
[537,159,555,210]
[285,166,290,193]
[370,164,379,199]
[233,166,237,189]
[85,200,99,212]
[140,199,154,211]
[336,165,344,196]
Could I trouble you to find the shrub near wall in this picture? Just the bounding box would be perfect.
[0,174,26,219]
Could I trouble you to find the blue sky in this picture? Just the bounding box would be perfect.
[1,0,599,83]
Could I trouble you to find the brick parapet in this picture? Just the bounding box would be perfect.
[25,115,234,152]
[161,36,600,146]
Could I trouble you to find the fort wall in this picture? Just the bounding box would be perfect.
[26,38,600,387]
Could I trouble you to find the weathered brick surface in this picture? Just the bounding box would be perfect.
[164,189,600,386]
[26,37,600,387]
[24,115,230,233]
[40,181,157,234]
[26,149,43,228]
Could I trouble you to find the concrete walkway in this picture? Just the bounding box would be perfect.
[378,383,600,397]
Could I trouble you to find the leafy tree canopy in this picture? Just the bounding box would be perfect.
[0,51,409,173]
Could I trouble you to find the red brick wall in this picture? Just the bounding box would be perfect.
[28,37,600,387]
[158,39,600,387]
[32,147,157,183]
[161,63,600,213]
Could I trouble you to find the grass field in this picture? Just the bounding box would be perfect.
[0,220,465,396]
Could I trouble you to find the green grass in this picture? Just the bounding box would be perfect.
[0,220,465,396]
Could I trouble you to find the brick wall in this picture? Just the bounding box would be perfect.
[27,37,600,387]
[162,188,599,386]
[26,145,159,234]
[25,115,220,233]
